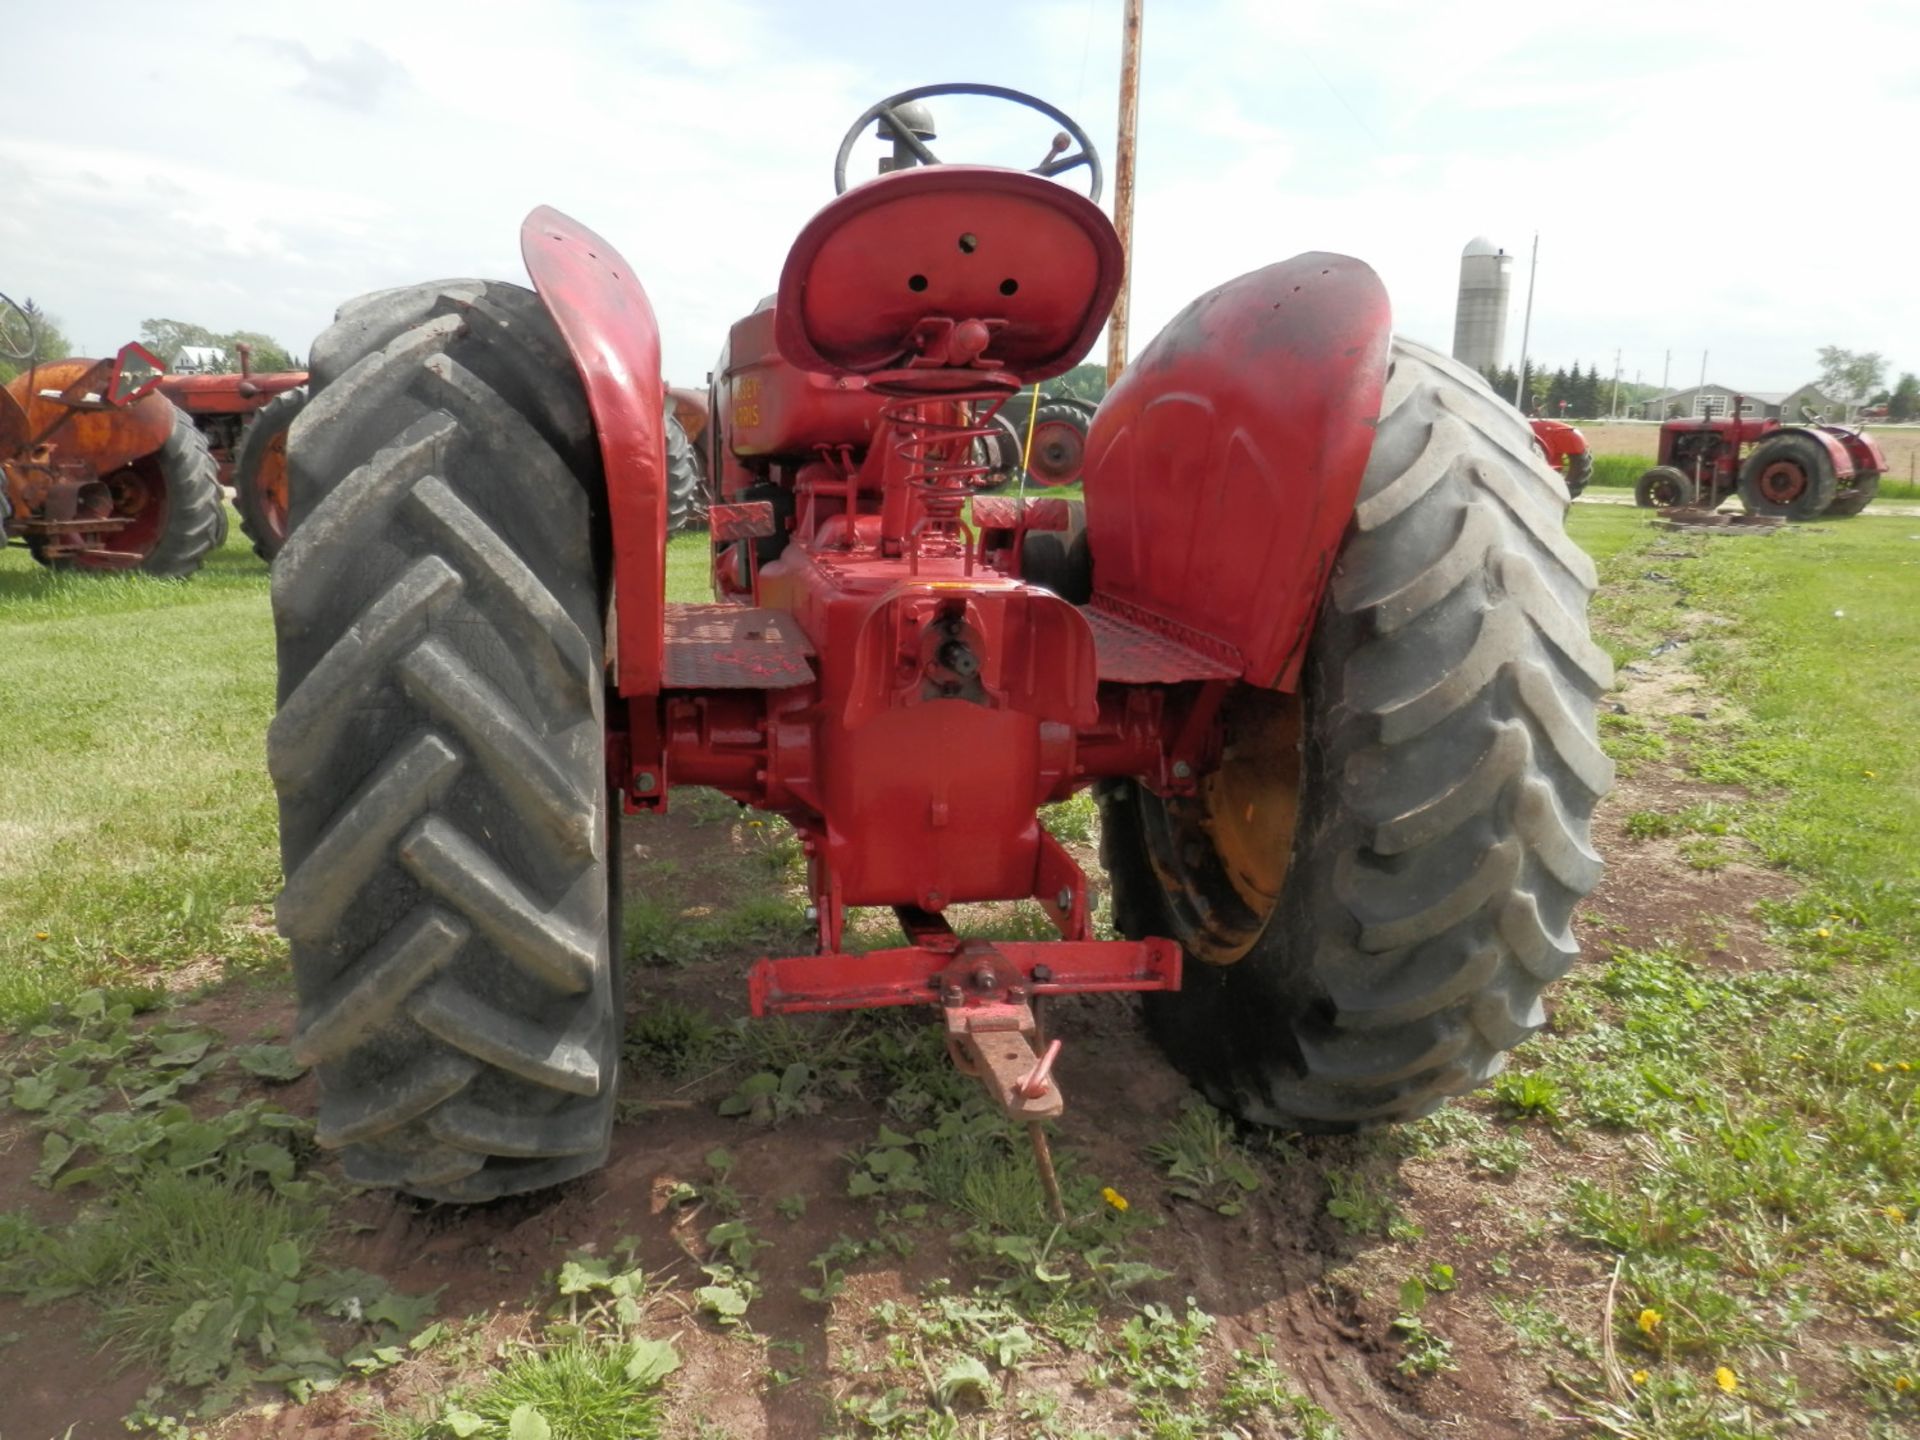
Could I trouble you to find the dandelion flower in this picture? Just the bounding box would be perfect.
[1789,1053,1806,1062]
[1817,928,1831,938]
[1900,1062,1913,1073]
[1896,1375,1912,1393]
[1714,1366,1737,1394]
[1870,1062,1887,1074]
[1100,1186,1129,1212]
[1637,1308,1662,1336]
[1885,1206,1908,1224]
[1631,1369,1648,1385]
[34,932,48,940]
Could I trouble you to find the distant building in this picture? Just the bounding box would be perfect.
[172,345,229,373]
[1638,381,1838,422]
[1451,237,1512,375]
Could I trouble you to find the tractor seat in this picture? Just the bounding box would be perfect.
[774,166,1123,385]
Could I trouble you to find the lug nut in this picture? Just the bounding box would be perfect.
[1055,887,1073,910]
[1171,760,1192,780]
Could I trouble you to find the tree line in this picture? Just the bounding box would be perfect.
[0,296,299,384]
[1477,360,1657,419]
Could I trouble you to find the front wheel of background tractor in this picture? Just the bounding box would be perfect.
[1100,336,1612,1130]
[233,387,309,560]
[37,406,226,577]
[1737,432,1837,521]
[1563,449,1593,498]
[270,279,619,1202]
[1822,470,1880,518]
[1023,401,1091,487]
[664,406,702,531]
[1634,465,1696,509]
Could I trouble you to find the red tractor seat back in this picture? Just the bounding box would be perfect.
[774,166,1123,385]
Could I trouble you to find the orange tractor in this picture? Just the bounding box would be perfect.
[269,84,1611,1202]
[155,346,308,559]
[2,295,225,576]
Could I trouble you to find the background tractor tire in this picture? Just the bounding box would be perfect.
[1018,501,1092,603]
[1634,466,1696,509]
[234,386,308,560]
[1822,470,1879,518]
[1563,449,1593,498]
[271,279,620,1203]
[1023,400,1091,487]
[1737,432,1836,521]
[39,406,226,577]
[1100,336,1612,1130]
[664,407,702,531]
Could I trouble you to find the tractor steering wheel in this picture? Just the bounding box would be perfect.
[832,83,1104,203]
[0,292,37,364]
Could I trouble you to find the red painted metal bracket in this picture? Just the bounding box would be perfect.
[521,206,666,696]
[970,495,1072,532]
[747,937,1181,1016]
[709,500,777,540]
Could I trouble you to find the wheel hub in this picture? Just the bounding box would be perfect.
[1027,418,1085,485]
[1758,459,1807,504]
[1140,690,1300,965]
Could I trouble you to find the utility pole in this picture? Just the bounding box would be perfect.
[1511,232,1538,413]
[1105,0,1143,388]
[1610,347,1621,419]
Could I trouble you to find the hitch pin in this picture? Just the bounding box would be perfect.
[1017,1038,1062,1099]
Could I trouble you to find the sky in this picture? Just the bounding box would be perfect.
[2,0,1914,395]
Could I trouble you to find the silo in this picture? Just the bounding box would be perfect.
[1451,236,1512,375]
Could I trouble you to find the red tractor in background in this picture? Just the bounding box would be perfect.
[1634,404,1887,519]
[155,345,310,559]
[2,295,226,576]
[269,84,1611,1203]
[1529,418,1592,498]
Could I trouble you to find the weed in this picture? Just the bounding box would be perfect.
[431,1338,676,1439]
[1324,1170,1420,1242]
[3,1167,431,1408]
[624,998,728,1077]
[1492,1070,1563,1124]
[1144,1100,1262,1215]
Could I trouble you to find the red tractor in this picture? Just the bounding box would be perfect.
[1529,418,1592,497]
[2,297,226,576]
[268,84,1612,1203]
[155,345,310,559]
[1634,405,1887,519]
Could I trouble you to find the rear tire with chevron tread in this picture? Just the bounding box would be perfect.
[1100,335,1612,1129]
[272,279,618,1201]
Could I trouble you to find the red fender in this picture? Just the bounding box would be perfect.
[1811,423,1887,480]
[521,206,666,696]
[1793,424,1859,483]
[1082,254,1391,692]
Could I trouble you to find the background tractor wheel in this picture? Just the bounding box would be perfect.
[1563,449,1593,498]
[233,386,308,560]
[1100,337,1612,1130]
[1018,501,1092,603]
[1634,466,1696,509]
[1738,432,1836,521]
[1823,470,1880,518]
[664,406,702,531]
[1024,401,1091,487]
[272,279,619,1203]
[40,407,226,577]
